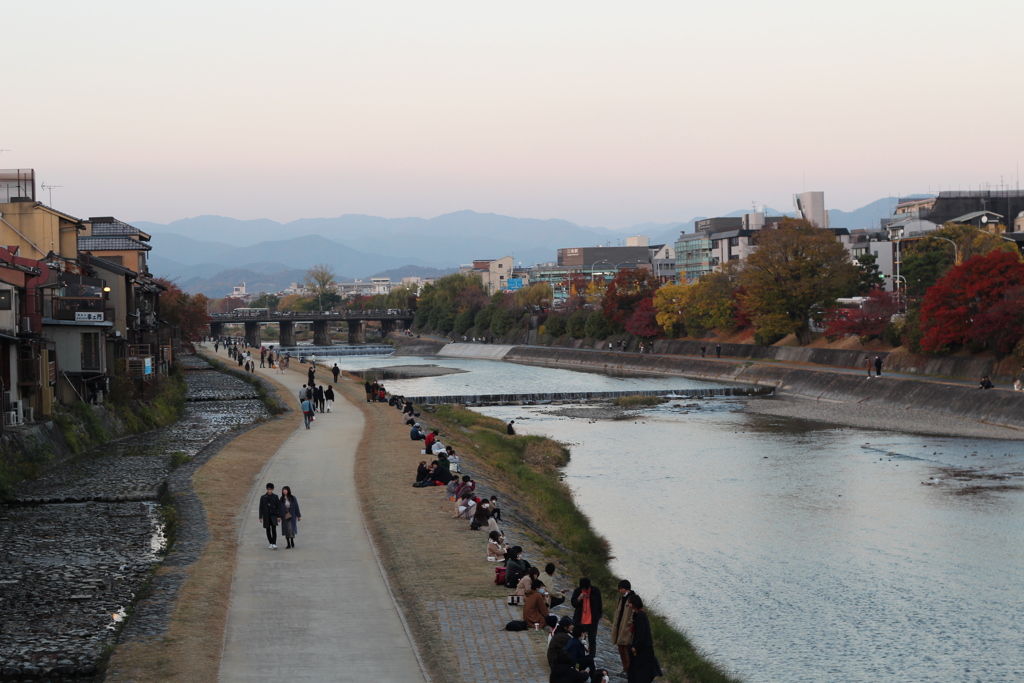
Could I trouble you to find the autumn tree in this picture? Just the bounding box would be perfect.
[304,264,341,310]
[156,279,209,343]
[251,293,280,311]
[602,268,660,330]
[514,282,553,308]
[920,249,1024,355]
[823,288,899,342]
[652,284,691,336]
[685,262,744,333]
[739,218,859,345]
[625,298,660,339]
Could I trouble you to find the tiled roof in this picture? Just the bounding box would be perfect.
[78,236,152,251]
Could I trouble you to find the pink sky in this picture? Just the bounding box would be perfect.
[3,0,1022,226]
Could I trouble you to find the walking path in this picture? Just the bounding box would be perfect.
[215,350,426,682]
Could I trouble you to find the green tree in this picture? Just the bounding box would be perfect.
[852,253,884,295]
[474,305,496,333]
[739,218,859,345]
[490,307,517,336]
[567,310,588,338]
[585,309,613,339]
[544,314,567,337]
[901,247,953,296]
[453,308,475,335]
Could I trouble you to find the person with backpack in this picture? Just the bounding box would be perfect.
[301,396,314,429]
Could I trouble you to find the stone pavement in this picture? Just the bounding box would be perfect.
[428,599,550,683]
[217,351,426,682]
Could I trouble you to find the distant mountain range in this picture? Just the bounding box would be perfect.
[140,199,914,296]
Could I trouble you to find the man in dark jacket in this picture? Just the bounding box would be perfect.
[570,577,603,655]
[314,384,325,413]
[332,363,340,383]
[258,483,281,550]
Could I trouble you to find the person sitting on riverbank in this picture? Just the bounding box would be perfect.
[454,492,476,519]
[514,567,540,597]
[415,461,431,483]
[454,475,475,499]
[424,429,438,451]
[487,530,507,562]
[470,499,492,530]
[410,423,425,441]
[504,546,527,586]
[489,495,501,521]
[979,376,995,389]
[446,477,460,499]
[523,579,557,629]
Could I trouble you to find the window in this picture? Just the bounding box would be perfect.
[0,290,11,310]
[729,237,739,247]
[81,332,101,371]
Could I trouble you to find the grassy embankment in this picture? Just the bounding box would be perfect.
[426,403,739,683]
[0,365,189,499]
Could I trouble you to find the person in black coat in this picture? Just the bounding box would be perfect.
[626,594,662,683]
[570,577,603,656]
[258,483,281,549]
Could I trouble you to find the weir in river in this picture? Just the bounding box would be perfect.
[404,386,773,405]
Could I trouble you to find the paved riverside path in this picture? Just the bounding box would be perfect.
[216,350,426,682]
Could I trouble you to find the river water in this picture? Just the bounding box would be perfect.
[330,355,1024,683]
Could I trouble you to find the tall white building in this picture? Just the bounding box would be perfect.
[793,191,829,229]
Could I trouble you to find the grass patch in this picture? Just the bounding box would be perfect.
[426,404,739,683]
[612,395,664,407]
[169,452,193,469]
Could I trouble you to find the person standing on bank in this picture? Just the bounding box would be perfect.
[874,355,883,377]
[506,420,516,435]
[332,363,340,383]
[278,485,301,549]
[626,594,662,683]
[324,384,334,412]
[571,577,603,655]
[865,356,872,378]
[715,343,721,358]
[301,396,314,429]
[258,483,280,550]
[611,580,636,676]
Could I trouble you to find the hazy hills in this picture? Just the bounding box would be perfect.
[141,200,908,296]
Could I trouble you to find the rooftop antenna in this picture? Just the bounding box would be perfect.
[0,149,10,155]
[41,182,62,206]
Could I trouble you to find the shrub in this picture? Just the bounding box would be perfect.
[567,310,588,338]
[584,310,613,339]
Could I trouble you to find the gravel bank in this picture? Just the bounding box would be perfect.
[743,395,1024,440]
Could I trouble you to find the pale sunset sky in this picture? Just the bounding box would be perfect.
[2,0,1022,226]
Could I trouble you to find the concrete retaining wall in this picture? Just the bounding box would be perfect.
[652,339,887,369]
[506,346,1024,431]
[392,338,446,356]
[436,343,515,360]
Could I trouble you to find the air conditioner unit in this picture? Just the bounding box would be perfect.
[23,407,33,423]
[10,399,21,424]
[5,411,18,426]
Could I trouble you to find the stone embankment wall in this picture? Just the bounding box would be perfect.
[505,346,1024,431]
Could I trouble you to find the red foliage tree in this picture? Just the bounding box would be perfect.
[823,288,899,340]
[602,268,660,329]
[625,297,661,339]
[156,279,210,343]
[920,250,1024,355]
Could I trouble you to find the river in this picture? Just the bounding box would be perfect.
[330,354,1024,683]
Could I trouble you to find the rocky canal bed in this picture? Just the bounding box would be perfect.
[0,354,270,680]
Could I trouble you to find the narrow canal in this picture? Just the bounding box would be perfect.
[0,355,268,678]
[333,354,1024,683]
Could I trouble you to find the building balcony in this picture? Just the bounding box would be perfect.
[51,297,108,322]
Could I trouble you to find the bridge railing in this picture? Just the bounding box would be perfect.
[209,309,414,320]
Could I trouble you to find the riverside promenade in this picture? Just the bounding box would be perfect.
[214,349,426,682]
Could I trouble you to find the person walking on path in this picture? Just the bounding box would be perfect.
[611,580,636,676]
[258,483,280,550]
[716,343,722,358]
[332,363,340,383]
[299,385,308,403]
[307,365,316,386]
[260,349,266,368]
[865,357,872,378]
[314,384,325,413]
[301,397,315,429]
[278,486,301,549]
[626,594,662,683]
[700,343,706,357]
[571,577,603,655]
[324,384,334,412]
[874,356,883,377]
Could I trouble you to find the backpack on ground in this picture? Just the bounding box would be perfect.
[494,566,506,585]
[504,620,528,631]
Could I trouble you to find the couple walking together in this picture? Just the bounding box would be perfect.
[258,483,301,549]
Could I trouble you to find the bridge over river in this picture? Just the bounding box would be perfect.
[208,309,414,347]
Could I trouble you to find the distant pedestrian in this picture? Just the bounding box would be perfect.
[260,349,266,368]
[611,580,636,675]
[865,357,872,378]
[364,380,373,402]
[978,376,994,390]
[700,344,706,357]
[332,363,340,383]
[874,356,883,377]
[507,420,515,435]
[278,485,301,549]
[299,385,307,403]
[214,342,219,353]
[324,384,334,412]
[258,483,280,550]
[626,594,662,683]
[314,384,325,413]
[715,344,721,358]
[307,366,315,385]
[301,397,314,428]
[570,577,602,655]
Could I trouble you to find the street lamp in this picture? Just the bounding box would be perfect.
[927,236,960,264]
[591,260,612,283]
[892,275,908,313]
